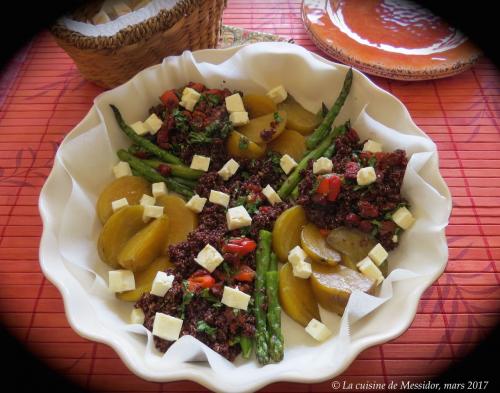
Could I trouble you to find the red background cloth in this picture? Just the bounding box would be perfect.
[0,1,499,391]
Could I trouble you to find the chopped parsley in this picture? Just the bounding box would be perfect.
[206,94,221,106]
[229,335,241,346]
[199,288,223,307]
[273,111,283,123]
[196,320,217,338]
[371,219,381,227]
[188,132,213,144]
[187,119,233,145]
[368,156,377,167]
[222,261,236,278]
[239,135,250,150]
[180,280,195,319]
[172,109,190,133]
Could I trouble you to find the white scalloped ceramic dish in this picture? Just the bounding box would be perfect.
[39,43,451,392]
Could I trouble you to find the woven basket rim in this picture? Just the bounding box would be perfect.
[50,0,213,50]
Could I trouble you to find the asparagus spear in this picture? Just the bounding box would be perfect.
[141,158,204,180]
[254,229,272,365]
[117,150,194,199]
[266,252,284,362]
[306,68,353,149]
[110,104,183,165]
[171,176,197,189]
[277,122,348,199]
[240,335,253,359]
[322,142,336,159]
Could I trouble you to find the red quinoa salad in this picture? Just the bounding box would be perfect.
[97,69,416,364]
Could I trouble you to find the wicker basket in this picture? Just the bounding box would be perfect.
[51,0,226,88]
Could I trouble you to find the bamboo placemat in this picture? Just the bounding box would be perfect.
[0,0,499,391]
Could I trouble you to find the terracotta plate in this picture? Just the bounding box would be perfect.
[302,0,481,80]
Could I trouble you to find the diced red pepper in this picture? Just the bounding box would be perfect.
[316,177,331,195]
[259,206,272,214]
[187,82,206,93]
[187,274,215,292]
[222,237,257,256]
[160,90,179,109]
[327,175,341,201]
[316,175,341,202]
[233,265,255,282]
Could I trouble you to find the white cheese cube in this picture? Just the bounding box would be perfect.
[280,154,298,175]
[111,197,129,212]
[144,113,163,135]
[288,245,308,267]
[266,85,288,104]
[305,318,332,342]
[179,87,201,112]
[150,271,175,297]
[130,121,151,136]
[357,257,384,285]
[143,205,164,221]
[185,194,207,213]
[368,243,388,266]
[313,157,333,175]
[229,111,249,126]
[109,270,135,292]
[221,286,251,310]
[209,190,230,208]
[226,205,252,230]
[139,194,155,207]
[152,182,168,198]
[152,312,183,341]
[225,93,245,113]
[392,235,399,243]
[357,166,377,186]
[392,206,415,230]
[195,244,224,273]
[179,98,198,112]
[363,140,383,153]
[292,260,312,279]
[182,87,201,101]
[190,155,211,172]
[262,184,282,206]
[130,308,145,325]
[113,161,132,178]
[218,158,240,181]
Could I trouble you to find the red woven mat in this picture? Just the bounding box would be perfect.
[1,1,499,391]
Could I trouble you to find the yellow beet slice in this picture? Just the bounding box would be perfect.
[267,129,307,162]
[340,254,358,271]
[97,205,149,269]
[117,256,173,302]
[242,94,277,118]
[279,262,321,326]
[156,194,198,251]
[118,215,170,272]
[278,95,322,135]
[326,227,377,264]
[96,176,151,224]
[226,130,266,159]
[301,224,341,266]
[310,262,376,315]
[237,110,287,144]
[272,205,307,261]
